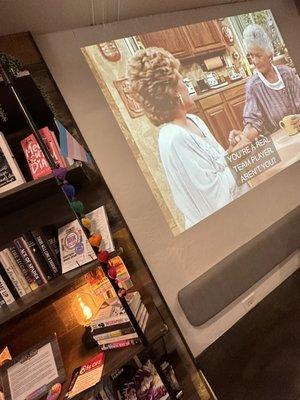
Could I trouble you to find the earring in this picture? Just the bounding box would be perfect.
[177,93,184,105]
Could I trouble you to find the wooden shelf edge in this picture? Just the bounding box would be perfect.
[0,259,100,326]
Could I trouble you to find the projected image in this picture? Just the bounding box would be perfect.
[82,10,300,235]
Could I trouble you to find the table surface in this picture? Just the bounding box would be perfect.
[248,129,300,187]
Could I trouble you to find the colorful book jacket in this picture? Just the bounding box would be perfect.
[21,127,66,180]
[13,237,46,286]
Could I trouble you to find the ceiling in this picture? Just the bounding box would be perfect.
[0,0,249,36]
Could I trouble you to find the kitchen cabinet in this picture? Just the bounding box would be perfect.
[204,103,236,148]
[138,27,191,59]
[184,21,225,54]
[139,21,225,59]
[227,96,246,130]
[194,81,247,148]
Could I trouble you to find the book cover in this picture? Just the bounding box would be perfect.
[0,132,25,193]
[21,133,52,180]
[85,206,115,254]
[0,275,15,305]
[22,232,54,281]
[8,243,38,291]
[95,331,139,346]
[85,267,115,301]
[13,237,45,286]
[30,228,60,277]
[92,325,135,340]
[39,127,67,169]
[99,338,141,351]
[0,249,27,297]
[58,219,96,274]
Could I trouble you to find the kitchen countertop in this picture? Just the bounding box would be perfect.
[191,77,248,101]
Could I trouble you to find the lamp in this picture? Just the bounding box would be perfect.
[72,292,98,349]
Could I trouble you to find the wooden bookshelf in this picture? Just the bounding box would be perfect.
[0,259,100,325]
[59,300,168,399]
[0,162,97,215]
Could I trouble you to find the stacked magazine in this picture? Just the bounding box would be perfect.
[91,291,149,350]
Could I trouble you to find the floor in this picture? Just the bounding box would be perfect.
[197,269,300,400]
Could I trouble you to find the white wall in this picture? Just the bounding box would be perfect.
[35,0,300,357]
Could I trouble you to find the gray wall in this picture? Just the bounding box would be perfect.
[35,0,300,356]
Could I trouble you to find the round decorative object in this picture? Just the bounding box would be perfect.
[221,25,235,46]
[81,217,92,230]
[97,250,109,264]
[108,266,117,280]
[71,200,84,216]
[62,183,75,200]
[52,167,68,181]
[88,233,102,248]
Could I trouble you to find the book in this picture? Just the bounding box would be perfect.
[0,132,25,193]
[0,293,5,307]
[65,352,105,399]
[98,338,141,351]
[8,243,38,291]
[0,275,15,305]
[21,127,66,180]
[22,232,54,281]
[31,227,61,277]
[85,206,115,254]
[13,237,46,286]
[58,219,96,274]
[0,249,28,297]
[91,292,141,330]
[94,332,139,346]
[0,266,19,301]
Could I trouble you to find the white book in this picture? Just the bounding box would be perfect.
[5,248,31,294]
[85,206,115,253]
[58,219,96,274]
[0,275,15,305]
[95,331,139,345]
[0,250,26,297]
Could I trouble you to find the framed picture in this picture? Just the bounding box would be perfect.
[0,132,25,193]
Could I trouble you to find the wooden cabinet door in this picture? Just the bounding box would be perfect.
[138,28,192,59]
[184,21,225,54]
[204,104,236,148]
[227,95,246,131]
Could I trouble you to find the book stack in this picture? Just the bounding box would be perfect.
[91,291,149,350]
[0,226,61,307]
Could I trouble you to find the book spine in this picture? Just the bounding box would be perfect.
[0,275,15,305]
[30,229,60,276]
[22,232,53,281]
[95,332,139,345]
[0,293,5,306]
[8,244,38,291]
[92,326,135,340]
[13,238,45,286]
[0,250,26,297]
[99,338,141,351]
[4,248,31,294]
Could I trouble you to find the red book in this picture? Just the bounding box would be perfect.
[21,127,66,180]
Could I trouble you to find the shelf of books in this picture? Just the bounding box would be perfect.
[59,299,168,399]
[0,259,100,325]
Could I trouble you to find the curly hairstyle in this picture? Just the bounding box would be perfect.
[243,24,274,56]
[128,47,181,126]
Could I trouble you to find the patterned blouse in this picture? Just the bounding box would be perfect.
[243,65,300,134]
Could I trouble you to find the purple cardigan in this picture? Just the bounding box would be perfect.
[243,65,300,134]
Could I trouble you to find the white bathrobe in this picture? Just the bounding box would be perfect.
[158,114,248,229]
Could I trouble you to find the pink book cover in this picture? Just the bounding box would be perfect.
[21,128,66,180]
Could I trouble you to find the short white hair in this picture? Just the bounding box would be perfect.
[243,24,274,56]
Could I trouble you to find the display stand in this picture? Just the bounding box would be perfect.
[0,59,178,399]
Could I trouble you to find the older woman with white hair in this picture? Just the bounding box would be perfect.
[230,24,300,143]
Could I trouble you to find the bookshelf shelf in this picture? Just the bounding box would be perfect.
[0,162,97,216]
[59,300,168,399]
[0,259,100,326]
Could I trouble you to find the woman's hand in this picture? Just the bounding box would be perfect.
[229,130,243,146]
[291,114,300,130]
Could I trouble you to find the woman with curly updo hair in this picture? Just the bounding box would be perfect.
[128,47,248,228]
